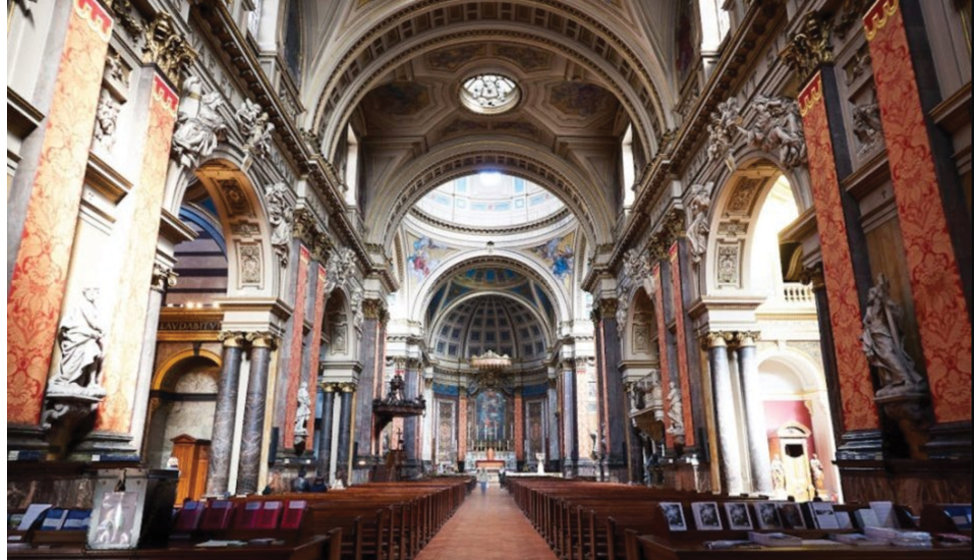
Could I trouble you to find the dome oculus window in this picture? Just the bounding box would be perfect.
[460,74,520,114]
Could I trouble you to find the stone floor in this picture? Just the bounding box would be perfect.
[416,482,559,560]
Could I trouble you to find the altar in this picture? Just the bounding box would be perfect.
[465,450,516,472]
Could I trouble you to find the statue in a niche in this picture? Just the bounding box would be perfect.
[861,274,927,397]
[293,381,311,443]
[50,287,106,397]
[665,380,684,435]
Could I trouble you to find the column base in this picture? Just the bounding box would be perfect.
[70,431,140,463]
[835,429,884,461]
[7,424,50,461]
[923,421,973,460]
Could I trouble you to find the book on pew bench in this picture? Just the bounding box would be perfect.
[63,509,92,531]
[17,503,53,530]
[256,501,283,529]
[831,532,887,546]
[704,539,756,550]
[835,511,854,529]
[234,501,263,529]
[196,539,247,547]
[174,500,206,531]
[854,508,881,530]
[280,500,306,529]
[864,526,932,547]
[747,531,803,547]
[868,501,899,528]
[201,500,235,531]
[805,502,839,529]
[39,508,69,530]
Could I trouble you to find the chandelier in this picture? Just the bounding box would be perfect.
[469,349,511,371]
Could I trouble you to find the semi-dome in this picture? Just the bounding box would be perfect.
[430,294,549,363]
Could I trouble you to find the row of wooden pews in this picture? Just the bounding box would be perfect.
[506,477,973,560]
[7,477,473,560]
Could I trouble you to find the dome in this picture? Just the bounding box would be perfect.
[414,174,566,230]
[430,295,549,363]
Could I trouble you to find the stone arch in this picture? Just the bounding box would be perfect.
[755,347,841,501]
[426,290,555,357]
[623,287,657,362]
[368,137,614,250]
[410,250,572,328]
[165,154,280,299]
[700,153,809,297]
[144,351,222,471]
[303,2,675,162]
[322,288,356,362]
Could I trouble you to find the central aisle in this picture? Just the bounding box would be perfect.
[416,481,559,560]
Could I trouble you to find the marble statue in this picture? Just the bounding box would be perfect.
[685,183,712,264]
[861,274,927,397]
[52,287,106,396]
[236,98,274,158]
[665,380,684,435]
[741,96,807,168]
[171,76,227,168]
[264,181,293,265]
[770,457,785,490]
[293,381,311,441]
[707,98,741,171]
[809,453,825,491]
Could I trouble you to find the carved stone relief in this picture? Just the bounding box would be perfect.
[707,97,741,171]
[632,317,651,354]
[263,182,293,266]
[685,182,712,264]
[231,221,261,238]
[325,247,357,293]
[236,98,275,159]
[218,179,251,216]
[105,0,143,37]
[716,243,740,287]
[171,76,227,169]
[851,100,883,157]
[780,12,833,82]
[329,312,348,355]
[621,247,651,289]
[741,96,807,168]
[349,288,365,331]
[92,89,121,152]
[238,243,262,286]
[104,49,130,88]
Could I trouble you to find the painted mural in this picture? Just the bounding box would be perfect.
[406,235,451,282]
[531,233,574,279]
[436,399,456,463]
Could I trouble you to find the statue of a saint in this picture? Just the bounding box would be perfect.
[52,287,106,394]
[809,454,825,491]
[770,457,785,491]
[665,380,684,435]
[293,381,311,441]
[861,274,926,396]
[685,183,712,263]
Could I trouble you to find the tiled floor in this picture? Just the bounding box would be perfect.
[416,482,559,560]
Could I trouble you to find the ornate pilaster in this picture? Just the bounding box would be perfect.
[735,331,771,493]
[236,331,278,494]
[206,331,247,496]
[561,359,578,477]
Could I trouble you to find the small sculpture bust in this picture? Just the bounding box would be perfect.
[52,287,106,395]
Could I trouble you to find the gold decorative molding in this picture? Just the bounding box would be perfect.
[218,330,247,348]
[142,12,197,86]
[246,330,279,350]
[780,12,834,82]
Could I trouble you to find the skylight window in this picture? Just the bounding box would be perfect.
[460,74,520,115]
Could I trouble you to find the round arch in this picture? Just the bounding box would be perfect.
[322,287,357,361]
[369,137,614,250]
[151,349,223,392]
[162,152,281,299]
[303,2,674,161]
[700,152,810,297]
[410,249,572,326]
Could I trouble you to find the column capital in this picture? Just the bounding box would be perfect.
[735,331,761,347]
[150,263,179,292]
[320,382,339,392]
[780,11,833,83]
[801,263,825,290]
[246,330,279,349]
[702,331,731,348]
[218,330,248,348]
[338,382,357,393]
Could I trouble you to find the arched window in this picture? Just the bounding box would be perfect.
[345,124,359,207]
[621,124,636,210]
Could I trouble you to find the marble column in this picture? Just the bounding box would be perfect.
[316,383,337,478]
[706,333,744,494]
[547,382,560,465]
[561,361,578,476]
[129,265,177,452]
[336,384,355,481]
[600,312,627,476]
[403,363,419,465]
[206,332,246,496]
[736,331,771,493]
[235,332,276,495]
